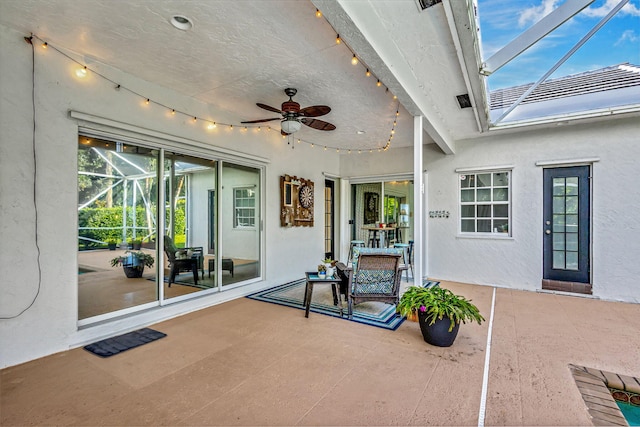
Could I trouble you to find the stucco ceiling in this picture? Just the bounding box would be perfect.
[0,0,484,153]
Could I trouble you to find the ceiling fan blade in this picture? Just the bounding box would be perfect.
[301,118,336,131]
[299,105,331,117]
[240,118,281,124]
[256,103,282,114]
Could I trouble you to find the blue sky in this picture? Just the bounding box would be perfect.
[477,0,640,89]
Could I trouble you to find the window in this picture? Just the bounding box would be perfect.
[460,171,510,235]
[234,187,255,228]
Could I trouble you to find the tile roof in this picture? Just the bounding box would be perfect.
[490,63,640,110]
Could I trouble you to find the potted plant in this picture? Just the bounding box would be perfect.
[106,238,117,251]
[322,258,335,277]
[110,250,154,278]
[397,285,484,347]
[317,264,327,279]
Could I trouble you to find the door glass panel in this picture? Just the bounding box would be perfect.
[553,196,565,214]
[553,178,565,195]
[553,250,565,269]
[78,137,159,320]
[566,233,578,251]
[221,162,261,285]
[565,252,578,270]
[552,214,565,232]
[553,233,565,250]
[566,196,578,214]
[566,214,578,233]
[566,177,579,195]
[164,154,217,298]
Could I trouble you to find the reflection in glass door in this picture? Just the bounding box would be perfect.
[220,162,261,286]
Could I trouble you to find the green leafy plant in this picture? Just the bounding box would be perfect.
[397,286,484,332]
[317,264,327,273]
[110,251,155,269]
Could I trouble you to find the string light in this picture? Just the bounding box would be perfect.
[336,34,341,44]
[365,69,371,77]
[31,33,402,154]
[316,8,322,18]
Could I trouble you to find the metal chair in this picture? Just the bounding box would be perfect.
[345,253,403,319]
[393,243,410,281]
[348,240,366,262]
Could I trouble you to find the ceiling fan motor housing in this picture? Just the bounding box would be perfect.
[281,100,300,113]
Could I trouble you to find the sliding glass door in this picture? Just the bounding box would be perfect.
[78,135,263,322]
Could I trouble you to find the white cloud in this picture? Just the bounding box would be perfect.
[583,0,640,18]
[518,0,561,27]
[615,29,640,45]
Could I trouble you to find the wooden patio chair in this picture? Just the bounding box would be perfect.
[345,253,403,318]
[163,235,204,287]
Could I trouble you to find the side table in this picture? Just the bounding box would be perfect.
[303,272,343,318]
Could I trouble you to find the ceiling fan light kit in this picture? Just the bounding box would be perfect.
[241,88,335,135]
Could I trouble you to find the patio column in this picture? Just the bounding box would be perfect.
[413,115,424,283]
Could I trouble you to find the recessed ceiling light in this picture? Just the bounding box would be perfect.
[170,15,193,31]
[357,130,366,135]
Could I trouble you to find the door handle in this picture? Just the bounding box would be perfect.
[545,229,551,235]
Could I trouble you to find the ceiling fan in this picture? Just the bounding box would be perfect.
[241,88,336,135]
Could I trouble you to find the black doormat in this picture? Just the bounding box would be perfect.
[83,328,166,358]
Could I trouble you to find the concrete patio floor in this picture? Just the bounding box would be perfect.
[1,280,638,426]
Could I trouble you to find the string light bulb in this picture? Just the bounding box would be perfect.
[76,66,87,78]
[365,69,371,77]
[336,34,341,44]
[351,54,358,65]
[193,117,197,122]
[376,80,381,87]
[171,109,176,115]
[42,42,47,49]
[207,123,215,130]
[145,98,150,105]
[316,8,322,18]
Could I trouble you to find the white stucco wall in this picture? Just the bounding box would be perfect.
[424,119,640,303]
[0,24,339,368]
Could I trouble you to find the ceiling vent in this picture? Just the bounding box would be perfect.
[416,0,442,10]
[456,94,472,109]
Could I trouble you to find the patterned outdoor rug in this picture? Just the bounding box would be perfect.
[247,279,440,330]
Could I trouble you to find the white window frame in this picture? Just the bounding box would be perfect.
[458,168,512,237]
[233,186,256,229]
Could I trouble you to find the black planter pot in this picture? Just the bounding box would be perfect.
[122,265,144,278]
[417,311,460,347]
[108,243,117,251]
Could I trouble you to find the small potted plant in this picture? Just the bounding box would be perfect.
[317,264,327,279]
[110,250,154,278]
[397,285,484,347]
[106,238,117,251]
[322,258,335,277]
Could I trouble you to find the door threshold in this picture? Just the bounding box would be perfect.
[541,279,592,295]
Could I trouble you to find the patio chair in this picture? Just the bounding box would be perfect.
[163,235,204,287]
[345,253,403,318]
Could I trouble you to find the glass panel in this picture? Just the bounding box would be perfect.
[477,205,491,217]
[353,182,382,243]
[383,180,413,244]
[493,172,509,186]
[566,196,578,214]
[553,196,565,214]
[566,215,578,233]
[221,162,261,286]
[493,219,508,233]
[553,178,565,196]
[493,188,508,201]
[165,153,217,298]
[566,252,579,270]
[461,219,475,232]
[478,219,491,232]
[78,137,159,320]
[477,173,491,187]
[553,233,565,250]
[566,177,579,195]
[553,250,565,269]
[461,189,475,202]
[493,204,508,217]
[461,205,475,218]
[566,233,578,251]
[553,214,565,232]
[477,189,491,201]
[460,174,475,188]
